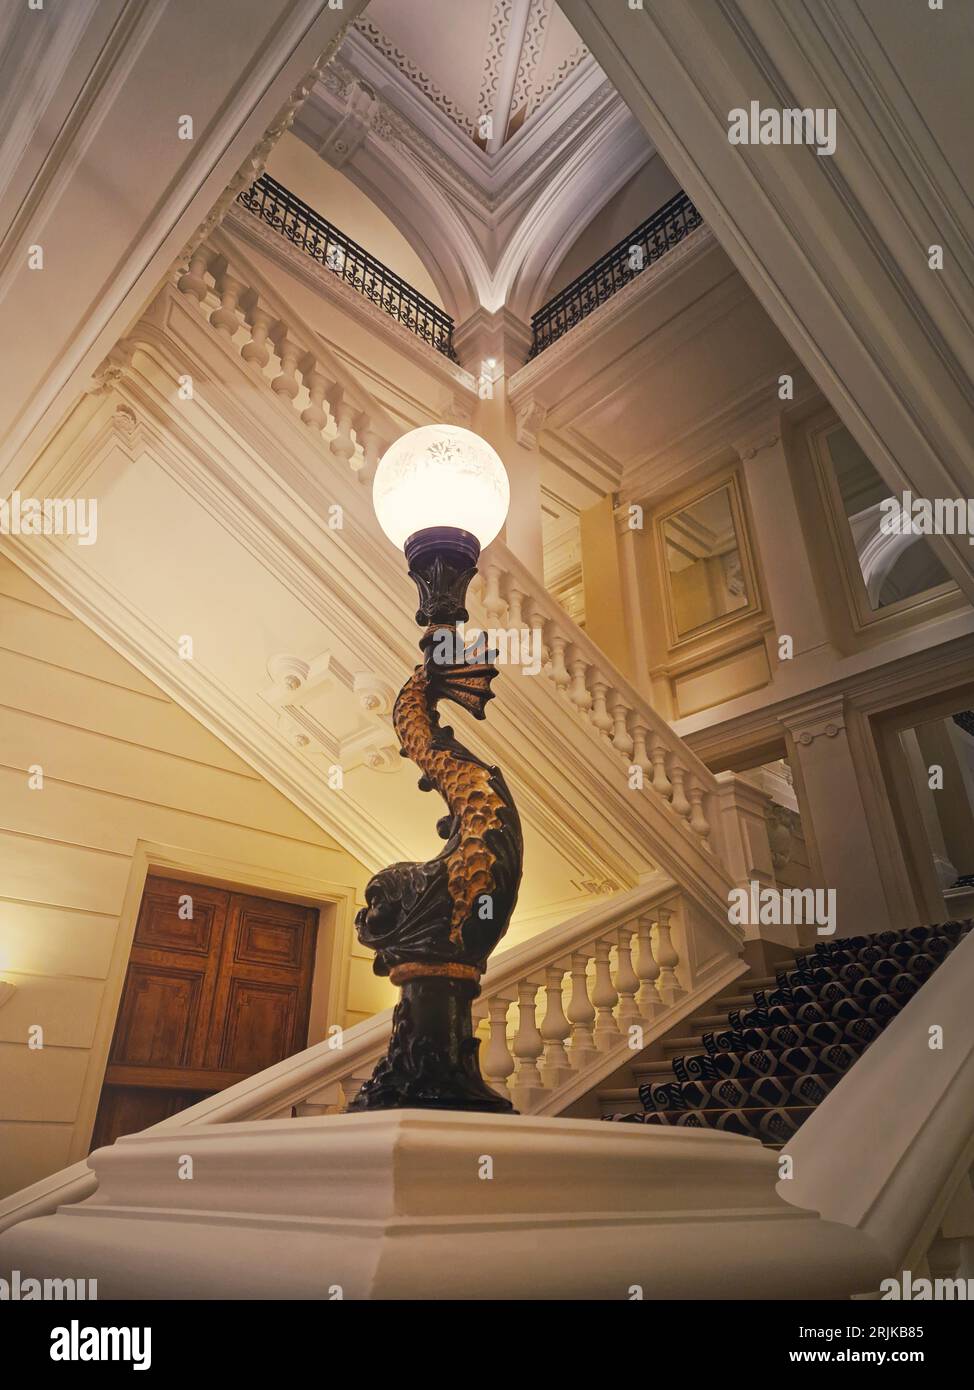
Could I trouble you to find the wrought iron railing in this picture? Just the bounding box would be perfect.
[237,173,459,362]
[528,190,704,359]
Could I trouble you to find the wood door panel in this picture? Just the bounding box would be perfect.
[108,964,203,1067]
[103,1064,249,1091]
[91,1086,214,1152]
[134,883,228,955]
[217,979,302,1073]
[94,875,318,1151]
[233,908,307,969]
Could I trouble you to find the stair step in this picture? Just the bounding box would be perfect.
[686,1012,733,1029]
[662,1035,707,1054]
[598,1087,640,1106]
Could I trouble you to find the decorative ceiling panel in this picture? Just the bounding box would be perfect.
[352,0,592,150]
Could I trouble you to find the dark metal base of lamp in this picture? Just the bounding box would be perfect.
[347,976,515,1114]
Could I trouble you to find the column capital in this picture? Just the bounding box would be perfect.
[453,306,532,377]
[731,414,784,463]
[781,693,847,747]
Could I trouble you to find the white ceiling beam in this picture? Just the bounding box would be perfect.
[0,0,370,498]
[559,0,974,601]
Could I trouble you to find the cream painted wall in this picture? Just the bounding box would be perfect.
[543,153,680,304]
[265,133,444,307]
[0,555,394,1198]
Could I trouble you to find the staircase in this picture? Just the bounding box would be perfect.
[2,919,972,1300]
[602,919,973,1146]
[594,965,793,1120]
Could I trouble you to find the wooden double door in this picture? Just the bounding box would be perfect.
[92,875,318,1149]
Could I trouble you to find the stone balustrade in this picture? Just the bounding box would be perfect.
[475,549,720,859]
[262,875,745,1121]
[176,244,390,486]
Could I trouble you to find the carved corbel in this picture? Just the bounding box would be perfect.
[514,395,547,451]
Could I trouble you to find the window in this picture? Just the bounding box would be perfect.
[820,424,954,616]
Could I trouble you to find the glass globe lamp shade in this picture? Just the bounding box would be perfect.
[372,424,510,551]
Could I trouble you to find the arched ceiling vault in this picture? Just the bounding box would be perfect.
[290,3,656,326]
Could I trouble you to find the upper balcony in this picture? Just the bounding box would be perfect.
[237,173,460,363]
[527,189,704,360]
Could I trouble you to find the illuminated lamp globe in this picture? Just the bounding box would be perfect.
[372,424,510,552]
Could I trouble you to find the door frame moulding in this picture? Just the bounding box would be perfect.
[71,840,359,1167]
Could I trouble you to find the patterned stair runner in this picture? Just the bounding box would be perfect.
[606,920,972,1146]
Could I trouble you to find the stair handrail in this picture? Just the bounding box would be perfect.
[476,538,726,865]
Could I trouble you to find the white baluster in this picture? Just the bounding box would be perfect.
[549,631,571,691]
[523,601,548,675]
[567,649,592,711]
[177,249,210,304]
[566,951,597,1069]
[539,965,572,1089]
[341,1070,375,1111]
[270,331,301,402]
[329,391,356,464]
[631,721,650,776]
[511,981,545,1111]
[614,924,642,1031]
[649,735,673,799]
[356,422,383,484]
[210,273,243,336]
[655,908,683,1005]
[482,996,515,1098]
[300,357,330,432]
[505,585,525,632]
[241,304,273,368]
[482,564,505,622]
[670,761,692,820]
[687,777,711,844]
[592,937,621,1050]
[634,916,662,1017]
[610,697,634,756]
[590,672,614,736]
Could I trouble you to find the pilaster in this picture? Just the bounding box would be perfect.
[782,694,891,937]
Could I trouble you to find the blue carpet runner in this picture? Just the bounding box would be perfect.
[606,919,972,1145]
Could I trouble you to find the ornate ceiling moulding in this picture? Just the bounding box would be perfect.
[355,18,481,139]
[310,39,622,215]
[180,22,354,263]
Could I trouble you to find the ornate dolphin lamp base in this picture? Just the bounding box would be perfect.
[350,428,523,1113]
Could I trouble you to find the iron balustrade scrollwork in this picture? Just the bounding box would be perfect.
[237,173,459,362]
[527,190,704,359]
